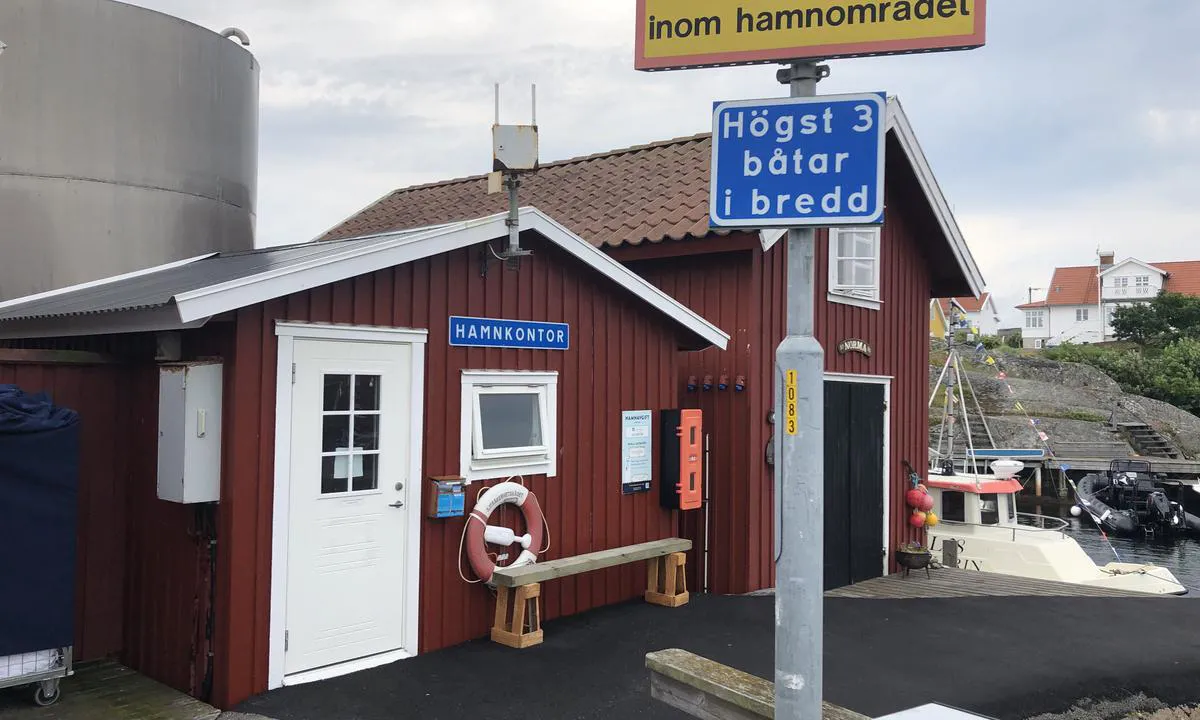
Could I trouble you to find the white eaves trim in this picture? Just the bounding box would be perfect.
[886,97,985,298]
[1099,258,1167,277]
[172,208,728,350]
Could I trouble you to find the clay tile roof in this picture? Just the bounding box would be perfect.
[938,292,990,315]
[320,133,723,248]
[1155,261,1200,296]
[1016,266,1098,309]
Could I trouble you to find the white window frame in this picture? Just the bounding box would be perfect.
[1135,275,1150,287]
[1114,276,1129,288]
[827,227,882,311]
[1025,311,1044,329]
[460,370,558,482]
[1076,308,1089,322]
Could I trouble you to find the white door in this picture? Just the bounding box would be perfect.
[284,337,417,676]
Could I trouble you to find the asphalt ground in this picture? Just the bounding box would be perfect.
[238,594,1200,720]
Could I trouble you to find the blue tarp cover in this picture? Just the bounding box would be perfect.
[0,384,80,656]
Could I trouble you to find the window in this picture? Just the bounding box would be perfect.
[980,494,1000,525]
[827,227,881,310]
[320,373,382,495]
[1025,311,1044,329]
[460,371,558,481]
[1135,275,1150,287]
[941,491,965,522]
[1113,277,1129,288]
[1075,308,1089,322]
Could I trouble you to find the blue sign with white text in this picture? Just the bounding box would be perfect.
[449,316,569,351]
[709,92,887,228]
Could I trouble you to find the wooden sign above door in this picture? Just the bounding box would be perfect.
[837,339,872,358]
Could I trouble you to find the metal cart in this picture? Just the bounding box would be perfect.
[0,646,73,706]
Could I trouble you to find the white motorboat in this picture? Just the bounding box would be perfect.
[924,462,1187,596]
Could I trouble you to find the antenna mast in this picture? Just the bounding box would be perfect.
[488,83,540,270]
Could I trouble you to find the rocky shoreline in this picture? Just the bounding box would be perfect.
[1025,694,1200,719]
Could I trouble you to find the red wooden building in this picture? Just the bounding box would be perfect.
[0,210,727,707]
[319,97,984,595]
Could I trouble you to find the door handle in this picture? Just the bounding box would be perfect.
[389,501,405,509]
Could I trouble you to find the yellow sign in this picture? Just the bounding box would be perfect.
[635,0,986,71]
[784,369,798,436]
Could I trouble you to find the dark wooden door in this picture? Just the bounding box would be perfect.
[824,380,886,590]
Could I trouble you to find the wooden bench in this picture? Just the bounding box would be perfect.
[488,538,692,649]
[646,648,869,720]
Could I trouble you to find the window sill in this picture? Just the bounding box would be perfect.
[464,458,556,483]
[827,291,882,311]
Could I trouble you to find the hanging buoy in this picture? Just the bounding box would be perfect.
[464,482,545,585]
[1070,505,1083,518]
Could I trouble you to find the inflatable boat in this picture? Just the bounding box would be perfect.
[1074,460,1200,537]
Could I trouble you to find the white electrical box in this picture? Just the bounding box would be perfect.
[157,361,223,504]
[492,124,539,172]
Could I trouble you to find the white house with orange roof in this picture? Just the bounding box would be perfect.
[1018,251,1200,348]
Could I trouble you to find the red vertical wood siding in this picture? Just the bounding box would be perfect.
[608,169,937,594]
[211,234,688,708]
[0,361,131,662]
[622,247,758,595]
[752,169,935,587]
[122,363,214,696]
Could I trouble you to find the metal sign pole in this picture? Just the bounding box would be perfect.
[773,59,827,720]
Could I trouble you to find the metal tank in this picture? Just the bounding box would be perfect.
[0,0,259,301]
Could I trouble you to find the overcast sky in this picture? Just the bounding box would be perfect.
[130,1,1200,327]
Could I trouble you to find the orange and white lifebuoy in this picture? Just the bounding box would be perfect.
[465,481,545,584]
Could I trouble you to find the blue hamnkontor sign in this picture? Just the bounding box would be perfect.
[449,316,570,351]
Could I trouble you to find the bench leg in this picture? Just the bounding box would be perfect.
[491,583,544,649]
[645,552,690,608]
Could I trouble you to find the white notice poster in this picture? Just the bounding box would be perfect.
[621,410,653,495]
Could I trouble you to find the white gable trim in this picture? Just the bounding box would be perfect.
[886,97,984,298]
[1099,258,1166,277]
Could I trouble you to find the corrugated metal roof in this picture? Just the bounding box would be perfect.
[0,233,419,322]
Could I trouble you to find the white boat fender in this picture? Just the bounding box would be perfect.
[460,481,547,585]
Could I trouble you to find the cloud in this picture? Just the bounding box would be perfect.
[119,0,1200,315]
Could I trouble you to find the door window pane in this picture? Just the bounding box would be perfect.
[479,393,542,449]
[321,456,348,494]
[322,416,350,452]
[353,454,379,492]
[324,375,351,411]
[354,414,380,451]
[355,375,381,411]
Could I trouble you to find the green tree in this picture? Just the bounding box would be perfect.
[1112,292,1200,347]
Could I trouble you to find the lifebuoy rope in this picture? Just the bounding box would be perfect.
[456,475,551,585]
